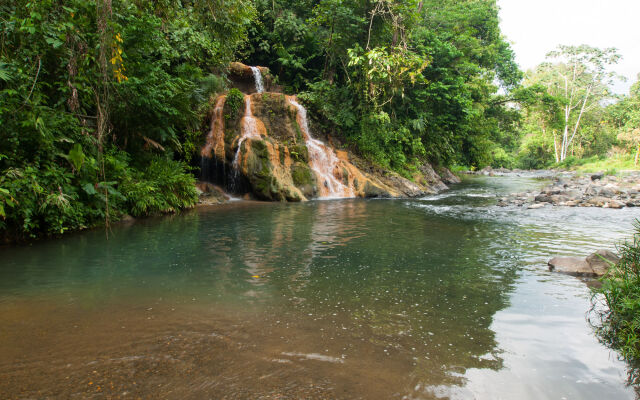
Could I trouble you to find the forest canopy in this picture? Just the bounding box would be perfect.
[1,0,637,240]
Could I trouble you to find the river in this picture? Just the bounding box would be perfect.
[0,175,638,399]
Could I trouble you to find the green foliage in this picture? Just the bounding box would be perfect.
[0,0,254,241]
[120,157,198,217]
[593,221,640,378]
[225,88,245,120]
[244,0,522,171]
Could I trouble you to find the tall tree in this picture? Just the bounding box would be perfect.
[532,45,621,161]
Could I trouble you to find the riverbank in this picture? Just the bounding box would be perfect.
[494,170,640,209]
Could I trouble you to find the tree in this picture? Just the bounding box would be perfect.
[531,45,621,161]
[616,76,640,164]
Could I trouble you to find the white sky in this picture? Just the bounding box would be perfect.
[498,0,640,94]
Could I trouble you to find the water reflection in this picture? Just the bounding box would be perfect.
[0,177,638,398]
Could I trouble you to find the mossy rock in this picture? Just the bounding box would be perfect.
[244,141,278,200]
[290,144,309,163]
[363,181,392,198]
[292,162,316,198]
[251,93,298,143]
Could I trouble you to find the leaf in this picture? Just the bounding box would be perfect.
[82,183,97,195]
[68,143,85,172]
[0,63,11,82]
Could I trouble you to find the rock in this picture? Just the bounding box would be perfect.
[228,62,276,93]
[479,166,493,176]
[437,167,461,184]
[558,189,582,199]
[548,257,595,277]
[584,185,598,196]
[528,203,546,209]
[534,194,552,203]
[598,187,617,198]
[117,214,135,224]
[591,172,604,181]
[587,196,609,207]
[548,250,619,278]
[418,163,448,192]
[196,181,231,204]
[586,250,619,276]
[605,200,625,209]
[363,181,392,198]
[384,174,427,197]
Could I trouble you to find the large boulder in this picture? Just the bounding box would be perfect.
[548,257,594,277]
[586,250,619,276]
[548,250,619,277]
[417,163,448,192]
[228,62,277,94]
[438,167,461,184]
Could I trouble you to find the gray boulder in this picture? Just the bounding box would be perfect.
[548,250,619,277]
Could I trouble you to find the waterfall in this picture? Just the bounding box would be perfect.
[251,66,265,94]
[201,95,226,158]
[287,97,354,199]
[233,95,263,168]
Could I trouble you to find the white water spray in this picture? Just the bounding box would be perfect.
[251,66,265,94]
[287,98,354,198]
[233,95,263,168]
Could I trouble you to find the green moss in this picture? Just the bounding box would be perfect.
[292,119,304,142]
[292,163,313,186]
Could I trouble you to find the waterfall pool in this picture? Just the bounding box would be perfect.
[0,175,638,399]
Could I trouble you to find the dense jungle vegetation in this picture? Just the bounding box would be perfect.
[1,0,639,241]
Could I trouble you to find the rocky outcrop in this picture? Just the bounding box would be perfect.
[498,172,640,209]
[196,182,234,205]
[228,62,279,94]
[200,64,457,201]
[548,250,619,277]
[201,94,454,201]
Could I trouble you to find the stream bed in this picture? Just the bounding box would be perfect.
[1,175,639,399]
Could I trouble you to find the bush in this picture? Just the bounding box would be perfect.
[225,88,245,120]
[120,157,198,217]
[593,221,640,377]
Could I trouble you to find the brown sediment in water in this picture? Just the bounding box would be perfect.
[0,297,419,399]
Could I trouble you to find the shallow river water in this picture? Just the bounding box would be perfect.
[1,175,639,399]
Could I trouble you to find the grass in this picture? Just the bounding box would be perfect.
[592,220,640,384]
[558,154,639,174]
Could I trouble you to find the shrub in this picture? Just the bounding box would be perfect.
[120,157,198,217]
[592,221,640,379]
[225,88,245,120]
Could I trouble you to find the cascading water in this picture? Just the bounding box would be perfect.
[201,95,226,159]
[287,97,354,199]
[200,95,227,186]
[233,95,263,169]
[251,67,265,94]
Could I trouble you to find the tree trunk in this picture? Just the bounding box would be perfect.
[635,144,640,166]
[552,131,559,163]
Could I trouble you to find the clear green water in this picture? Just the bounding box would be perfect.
[0,176,638,399]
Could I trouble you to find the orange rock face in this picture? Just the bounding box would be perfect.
[200,66,452,201]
